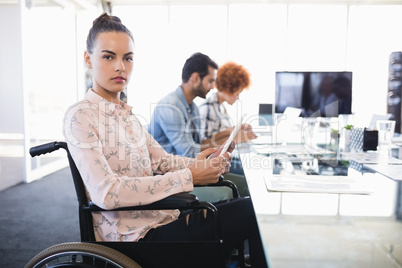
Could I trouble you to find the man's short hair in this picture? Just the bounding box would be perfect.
[182,52,218,82]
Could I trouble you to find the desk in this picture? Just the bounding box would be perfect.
[239,144,402,268]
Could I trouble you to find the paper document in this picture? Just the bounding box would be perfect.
[363,164,402,181]
[340,152,402,164]
[250,144,310,155]
[264,175,372,195]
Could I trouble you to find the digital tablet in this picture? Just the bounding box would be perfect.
[219,115,245,156]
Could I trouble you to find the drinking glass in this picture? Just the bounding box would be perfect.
[376,120,396,151]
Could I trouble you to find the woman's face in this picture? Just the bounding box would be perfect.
[85,32,134,101]
[222,89,242,105]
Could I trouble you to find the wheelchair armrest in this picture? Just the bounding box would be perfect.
[80,192,220,242]
[214,180,239,198]
[85,192,216,213]
[195,177,239,198]
[83,192,219,238]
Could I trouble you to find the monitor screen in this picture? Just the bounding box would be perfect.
[275,71,352,117]
[259,103,274,126]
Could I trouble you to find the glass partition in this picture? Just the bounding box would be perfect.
[22,7,91,182]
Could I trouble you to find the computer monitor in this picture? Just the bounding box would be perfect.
[275,71,352,117]
[259,103,274,126]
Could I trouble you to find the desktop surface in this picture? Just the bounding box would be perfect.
[239,143,402,268]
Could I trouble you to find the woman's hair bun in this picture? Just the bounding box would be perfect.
[86,12,133,53]
[111,16,122,23]
[93,13,121,26]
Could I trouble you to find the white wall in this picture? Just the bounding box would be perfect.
[0,4,24,135]
[0,3,25,191]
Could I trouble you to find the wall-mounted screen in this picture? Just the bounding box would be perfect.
[259,103,274,126]
[275,71,352,117]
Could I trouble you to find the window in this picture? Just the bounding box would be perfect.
[113,3,402,124]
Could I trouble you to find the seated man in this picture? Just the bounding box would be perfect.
[148,52,250,198]
[149,52,226,157]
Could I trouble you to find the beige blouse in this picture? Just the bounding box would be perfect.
[63,90,194,241]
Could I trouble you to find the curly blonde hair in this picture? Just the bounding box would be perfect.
[215,62,250,94]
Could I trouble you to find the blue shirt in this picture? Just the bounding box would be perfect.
[148,86,201,158]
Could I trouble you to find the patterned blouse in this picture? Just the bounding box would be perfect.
[198,92,232,141]
[63,89,194,242]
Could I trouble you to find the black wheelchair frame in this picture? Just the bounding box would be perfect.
[25,141,245,268]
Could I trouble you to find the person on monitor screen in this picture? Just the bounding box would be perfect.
[318,76,339,117]
[333,76,352,114]
[63,13,267,267]
[198,61,257,143]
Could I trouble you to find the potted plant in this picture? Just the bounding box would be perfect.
[343,124,353,151]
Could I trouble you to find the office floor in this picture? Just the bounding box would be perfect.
[0,168,80,268]
[259,214,402,268]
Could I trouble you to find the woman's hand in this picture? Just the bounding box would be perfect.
[208,139,236,159]
[208,145,233,174]
[235,123,258,143]
[189,148,231,185]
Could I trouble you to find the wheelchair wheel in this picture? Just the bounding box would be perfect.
[24,242,142,268]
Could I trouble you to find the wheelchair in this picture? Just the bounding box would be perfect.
[25,141,245,268]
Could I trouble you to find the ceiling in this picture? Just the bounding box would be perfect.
[3,0,402,10]
[0,0,98,9]
[105,0,402,5]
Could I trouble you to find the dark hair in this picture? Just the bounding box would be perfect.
[181,52,218,82]
[215,62,250,94]
[86,13,134,53]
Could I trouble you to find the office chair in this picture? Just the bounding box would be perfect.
[26,141,245,268]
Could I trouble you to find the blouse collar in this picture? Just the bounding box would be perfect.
[86,89,133,113]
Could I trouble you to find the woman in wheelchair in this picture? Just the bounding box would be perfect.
[63,13,267,268]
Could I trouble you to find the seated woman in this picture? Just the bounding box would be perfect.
[198,61,257,144]
[198,62,257,194]
[63,13,267,268]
